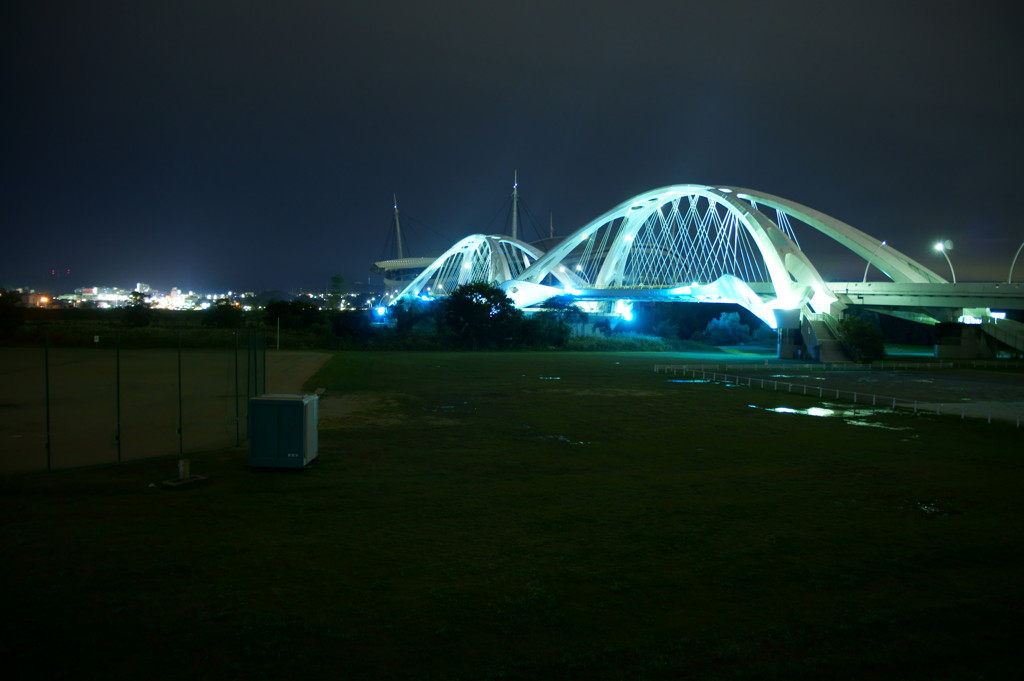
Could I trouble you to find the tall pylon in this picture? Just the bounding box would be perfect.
[511,170,519,241]
[392,193,404,260]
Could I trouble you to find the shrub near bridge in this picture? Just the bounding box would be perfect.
[839,314,887,362]
[435,282,525,349]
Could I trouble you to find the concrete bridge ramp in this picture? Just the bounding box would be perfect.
[980,318,1024,353]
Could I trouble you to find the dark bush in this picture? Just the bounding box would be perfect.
[839,315,886,362]
[435,282,525,349]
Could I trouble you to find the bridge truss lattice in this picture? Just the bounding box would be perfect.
[391,234,544,300]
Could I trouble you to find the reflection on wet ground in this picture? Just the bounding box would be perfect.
[914,500,961,516]
[665,379,738,387]
[519,424,590,445]
[845,420,913,430]
[747,403,913,430]
[530,434,590,445]
[660,362,1024,426]
[750,404,886,417]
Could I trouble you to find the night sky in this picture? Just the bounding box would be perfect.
[3,0,1023,293]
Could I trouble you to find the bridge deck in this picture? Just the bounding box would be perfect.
[829,281,1024,310]
[550,281,1024,310]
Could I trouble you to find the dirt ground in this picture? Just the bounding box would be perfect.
[0,348,331,473]
[265,349,332,393]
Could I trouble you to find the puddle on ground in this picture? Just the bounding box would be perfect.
[539,376,561,380]
[530,434,590,445]
[900,500,961,517]
[750,403,887,417]
[747,403,913,430]
[769,374,826,381]
[429,401,474,414]
[665,379,739,387]
[519,424,589,445]
[845,420,913,431]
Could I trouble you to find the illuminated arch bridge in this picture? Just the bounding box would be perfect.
[387,184,947,331]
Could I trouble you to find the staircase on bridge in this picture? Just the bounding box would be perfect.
[802,313,853,363]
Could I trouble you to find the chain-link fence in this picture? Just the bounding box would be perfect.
[0,330,266,473]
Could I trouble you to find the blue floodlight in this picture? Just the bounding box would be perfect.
[614,299,634,322]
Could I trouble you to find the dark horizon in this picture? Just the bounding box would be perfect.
[4,1,1022,293]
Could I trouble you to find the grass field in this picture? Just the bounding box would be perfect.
[2,351,1022,680]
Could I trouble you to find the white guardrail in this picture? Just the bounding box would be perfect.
[653,363,1023,427]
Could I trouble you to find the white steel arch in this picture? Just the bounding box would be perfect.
[389,234,561,301]
[388,184,947,330]
[508,185,840,320]
[723,186,946,284]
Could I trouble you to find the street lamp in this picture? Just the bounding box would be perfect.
[1009,240,1024,284]
[933,240,956,284]
[862,240,887,282]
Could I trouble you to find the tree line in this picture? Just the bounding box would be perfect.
[2,283,905,357]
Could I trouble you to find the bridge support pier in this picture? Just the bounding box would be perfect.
[934,323,999,359]
[774,310,804,360]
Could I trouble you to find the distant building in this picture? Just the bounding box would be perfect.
[370,196,438,295]
[22,292,53,308]
[370,256,438,295]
